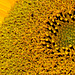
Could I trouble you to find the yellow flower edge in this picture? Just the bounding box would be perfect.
[0,0,19,24]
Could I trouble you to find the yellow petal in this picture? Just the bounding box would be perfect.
[0,0,19,24]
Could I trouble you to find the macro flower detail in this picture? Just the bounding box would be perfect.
[0,0,75,75]
[0,0,19,24]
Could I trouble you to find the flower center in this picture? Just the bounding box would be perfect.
[56,22,75,47]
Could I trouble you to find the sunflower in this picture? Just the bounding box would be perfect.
[0,0,75,75]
